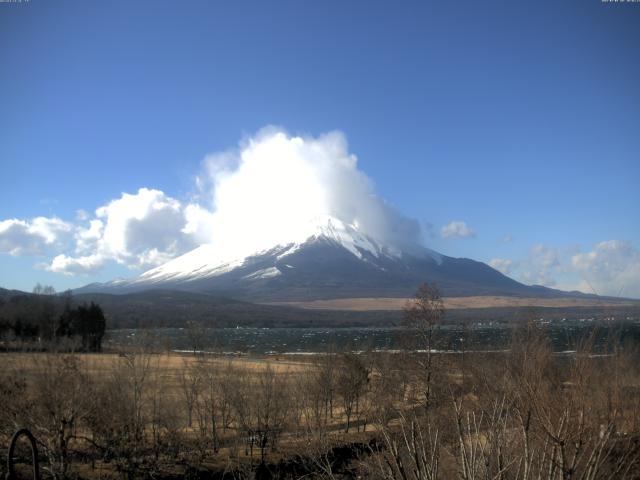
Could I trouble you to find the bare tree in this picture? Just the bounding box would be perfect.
[185,320,207,355]
[370,352,405,428]
[303,352,338,433]
[231,365,292,464]
[336,353,370,433]
[84,345,155,479]
[402,283,445,411]
[370,412,441,480]
[19,354,93,479]
[179,361,202,428]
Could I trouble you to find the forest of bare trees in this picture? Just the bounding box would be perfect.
[1,286,639,479]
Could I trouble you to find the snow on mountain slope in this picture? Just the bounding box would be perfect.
[76,215,556,301]
[131,215,441,287]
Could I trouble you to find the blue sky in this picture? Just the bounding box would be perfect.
[1,0,639,297]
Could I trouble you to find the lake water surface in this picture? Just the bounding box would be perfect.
[105,319,640,355]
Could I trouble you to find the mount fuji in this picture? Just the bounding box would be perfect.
[77,216,578,302]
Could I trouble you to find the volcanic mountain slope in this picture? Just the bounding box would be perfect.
[77,216,588,302]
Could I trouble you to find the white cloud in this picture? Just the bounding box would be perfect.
[0,217,72,256]
[182,203,215,244]
[571,240,640,298]
[502,234,513,243]
[441,220,475,239]
[4,128,424,276]
[489,258,514,275]
[46,188,214,275]
[531,244,560,269]
[518,244,560,286]
[95,188,189,265]
[74,219,104,254]
[491,241,640,298]
[194,128,422,263]
[48,253,105,276]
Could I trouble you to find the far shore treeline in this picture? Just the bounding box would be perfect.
[0,284,106,352]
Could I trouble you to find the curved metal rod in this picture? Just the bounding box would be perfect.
[5,428,40,480]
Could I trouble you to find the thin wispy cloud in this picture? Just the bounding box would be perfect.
[489,258,514,275]
[519,244,561,287]
[571,240,640,298]
[441,221,475,239]
[488,241,640,298]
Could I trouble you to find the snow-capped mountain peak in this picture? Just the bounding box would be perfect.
[72,214,477,301]
[134,215,404,285]
[302,215,398,259]
[75,216,583,303]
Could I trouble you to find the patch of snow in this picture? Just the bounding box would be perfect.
[243,267,281,280]
[275,243,302,260]
[134,245,246,284]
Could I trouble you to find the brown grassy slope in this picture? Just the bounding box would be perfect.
[266,295,640,311]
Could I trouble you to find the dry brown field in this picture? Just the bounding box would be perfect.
[267,295,640,311]
[2,325,639,479]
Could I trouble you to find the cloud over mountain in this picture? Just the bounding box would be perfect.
[489,258,513,275]
[2,128,422,275]
[193,128,422,264]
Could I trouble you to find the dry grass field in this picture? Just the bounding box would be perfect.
[2,321,640,479]
[267,295,640,311]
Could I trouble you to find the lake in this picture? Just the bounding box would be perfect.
[104,318,640,355]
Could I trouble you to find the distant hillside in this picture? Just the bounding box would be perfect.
[3,287,638,331]
[74,289,640,329]
[73,290,401,328]
[0,287,26,301]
